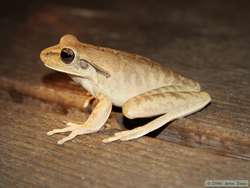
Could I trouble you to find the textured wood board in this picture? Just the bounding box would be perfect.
[0,1,250,187]
[0,90,249,188]
[0,1,249,159]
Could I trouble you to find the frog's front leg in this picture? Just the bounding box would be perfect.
[103,87,211,143]
[48,93,112,144]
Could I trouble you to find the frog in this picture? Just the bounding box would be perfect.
[40,34,211,144]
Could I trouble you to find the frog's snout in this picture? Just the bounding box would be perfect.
[40,48,47,63]
[40,47,53,62]
[40,45,60,64]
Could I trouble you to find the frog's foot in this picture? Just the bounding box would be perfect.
[47,122,98,145]
[102,126,146,143]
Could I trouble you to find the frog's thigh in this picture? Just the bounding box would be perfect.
[122,90,210,119]
[103,91,211,143]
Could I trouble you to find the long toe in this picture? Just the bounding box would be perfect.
[57,132,78,145]
[102,135,123,143]
[119,131,143,141]
[47,126,78,136]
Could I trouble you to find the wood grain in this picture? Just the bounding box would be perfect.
[0,90,249,188]
[0,1,250,159]
[0,1,250,187]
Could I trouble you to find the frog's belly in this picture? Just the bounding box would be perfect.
[100,84,163,107]
[71,76,133,106]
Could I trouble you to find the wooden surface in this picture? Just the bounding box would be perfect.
[0,0,250,187]
[0,90,249,188]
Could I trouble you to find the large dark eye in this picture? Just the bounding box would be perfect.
[60,48,75,64]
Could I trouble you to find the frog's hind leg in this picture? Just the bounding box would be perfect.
[47,93,112,144]
[103,88,211,143]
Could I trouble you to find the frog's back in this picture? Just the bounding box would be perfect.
[80,43,200,100]
[113,49,200,91]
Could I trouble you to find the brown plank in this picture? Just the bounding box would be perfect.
[1,1,250,159]
[0,89,249,188]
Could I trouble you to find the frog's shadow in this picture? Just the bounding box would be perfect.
[42,72,73,86]
[113,106,166,137]
[125,117,167,137]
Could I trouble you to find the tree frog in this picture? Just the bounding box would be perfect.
[40,34,211,144]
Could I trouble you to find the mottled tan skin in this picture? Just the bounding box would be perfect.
[40,34,211,144]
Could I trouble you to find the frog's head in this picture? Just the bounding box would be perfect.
[40,34,110,81]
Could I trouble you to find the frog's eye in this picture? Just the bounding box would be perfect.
[80,59,89,69]
[60,48,75,64]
